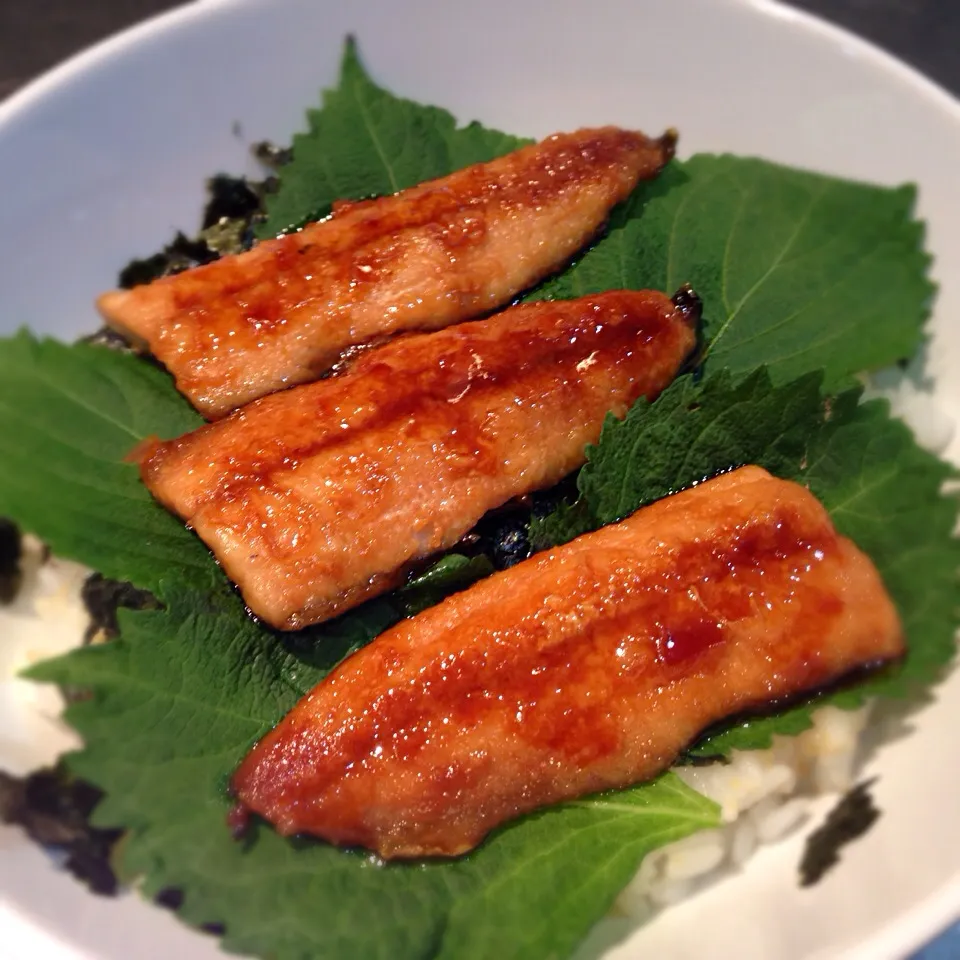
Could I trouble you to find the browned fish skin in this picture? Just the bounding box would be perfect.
[231,467,904,858]
[139,289,696,629]
[98,127,676,418]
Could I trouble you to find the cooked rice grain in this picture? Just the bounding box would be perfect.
[616,704,870,918]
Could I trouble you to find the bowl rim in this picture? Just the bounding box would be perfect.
[1,1,959,959]
[3,0,960,139]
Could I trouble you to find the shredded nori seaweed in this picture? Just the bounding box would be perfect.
[118,231,221,288]
[155,886,184,910]
[799,778,881,886]
[252,140,294,168]
[674,752,732,767]
[0,765,123,895]
[115,146,280,292]
[81,573,157,645]
[201,174,263,229]
[81,150,283,350]
[76,326,139,353]
[466,480,579,570]
[0,517,22,604]
[482,515,532,569]
[154,886,226,933]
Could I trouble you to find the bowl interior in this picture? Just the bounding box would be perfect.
[1,1,959,959]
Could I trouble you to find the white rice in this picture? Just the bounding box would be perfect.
[863,363,956,455]
[0,553,897,921]
[615,370,956,921]
[0,372,953,923]
[0,534,85,776]
[615,703,872,920]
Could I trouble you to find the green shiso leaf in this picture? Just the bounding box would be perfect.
[528,498,596,553]
[257,36,530,236]
[535,370,960,753]
[579,369,823,527]
[532,156,933,391]
[0,332,207,598]
[26,569,716,960]
[397,553,495,616]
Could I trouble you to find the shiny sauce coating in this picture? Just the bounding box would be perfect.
[98,126,675,417]
[139,289,696,629]
[231,467,904,857]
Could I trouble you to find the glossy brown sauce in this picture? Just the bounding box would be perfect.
[231,467,904,855]
[301,504,838,777]
[142,290,689,502]
[169,130,664,336]
[102,127,676,416]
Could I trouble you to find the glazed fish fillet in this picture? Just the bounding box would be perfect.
[138,289,697,629]
[231,466,904,858]
[99,127,676,418]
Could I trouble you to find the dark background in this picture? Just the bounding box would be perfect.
[1,1,959,101]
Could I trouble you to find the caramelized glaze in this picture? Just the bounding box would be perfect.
[140,289,696,629]
[231,467,904,858]
[99,127,676,417]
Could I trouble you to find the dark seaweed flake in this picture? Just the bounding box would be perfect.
[81,573,157,644]
[156,879,226,935]
[0,517,22,604]
[156,887,185,910]
[0,766,123,896]
[118,232,219,289]
[800,778,881,886]
[115,153,280,288]
[488,523,530,569]
[466,479,580,570]
[202,175,263,229]
[674,752,731,767]
[252,140,294,168]
[76,326,139,353]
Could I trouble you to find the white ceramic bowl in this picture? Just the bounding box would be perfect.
[1,1,959,958]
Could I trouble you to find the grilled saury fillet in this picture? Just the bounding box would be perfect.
[231,466,904,858]
[138,289,697,629]
[100,126,676,417]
